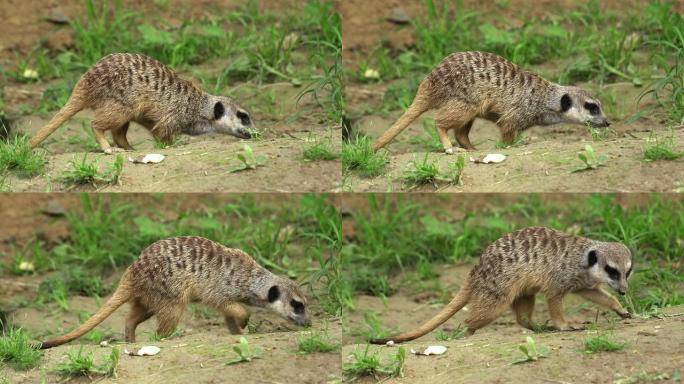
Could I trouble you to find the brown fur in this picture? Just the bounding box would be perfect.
[30,53,253,153]
[370,227,632,344]
[40,236,310,349]
[372,51,610,152]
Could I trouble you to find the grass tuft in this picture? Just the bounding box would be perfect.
[0,327,42,370]
[297,329,338,354]
[0,135,47,177]
[342,136,387,177]
[584,332,627,353]
[343,345,406,381]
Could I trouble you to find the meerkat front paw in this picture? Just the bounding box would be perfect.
[445,147,454,155]
[103,147,126,155]
[616,310,632,319]
[552,323,584,332]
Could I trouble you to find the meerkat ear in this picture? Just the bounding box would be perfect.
[213,101,225,120]
[267,285,280,303]
[560,94,572,112]
[584,249,598,267]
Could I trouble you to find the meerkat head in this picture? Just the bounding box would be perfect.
[582,242,633,295]
[548,86,610,128]
[262,277,311,327]
[204,96,253,139]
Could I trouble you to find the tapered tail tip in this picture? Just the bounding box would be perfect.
[369,338,394,345]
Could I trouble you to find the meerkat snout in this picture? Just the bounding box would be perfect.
[584,243,633,295]
[266,281,311,327]
[557,87,611,128]
[209,97,253,139]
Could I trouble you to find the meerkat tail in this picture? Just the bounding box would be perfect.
[370,286,470,344]
[30,93,85,149]
[371,82,432,152]
[40,273,132,349]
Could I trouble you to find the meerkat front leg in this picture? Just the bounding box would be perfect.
[575,288,632,319]
[222,303,251,334]
[547,294,582,331]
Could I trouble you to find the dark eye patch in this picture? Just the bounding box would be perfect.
[604,265,620,280]
[236,110,250,126]
[290,300,305,314]
[584,102,600,116]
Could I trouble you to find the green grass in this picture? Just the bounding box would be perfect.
[584,332,627,353]
[495,133,528,149]
[342,345,406,382]
[342,194,684,315]
[225,337,263,365]
[0,327,42,370]
[643,131,684,161]
[297,329,338,354]
[54,347,119,378]
[59,154,124,187]
[0,135,47,177]
[302,135,338,161]
[401,154,465,188]
[342,136,388,177]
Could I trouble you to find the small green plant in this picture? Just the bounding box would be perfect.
[402,154,465,188]
[343,345,406,381]
[228,145,267,172]
[495,133,527,148]
[584,332,626,353]
[571,144,607,172]
[225,337,263,365]
[643,131,684,161]
[402,153,440,187]
[54,346,120,378]
[512,336,549,364]
[297,329,338,354]
[342,136,388,177]
[149,329,183,342]
[435,325,468,341]
[153,135,187,149]
[302,136,338,161]
[60,154,124,187]
[585,123,615,141]
[0,327,42,370]
[0,135,47,177]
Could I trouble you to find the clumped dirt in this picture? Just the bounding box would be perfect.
[344,264,684,384]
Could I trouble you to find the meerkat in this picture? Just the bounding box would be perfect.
[39,236,310,349]
[370,227,633,344]
[372,51,610,153]
[29,53,254,154]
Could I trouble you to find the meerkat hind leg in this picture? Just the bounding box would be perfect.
[125,299,154,342]
[91,105,131,154]
[464,300,508,335]
[436,103,477,153]
[511,295,536,330]
[575,288,631,319]
[111,122,134,150]
[222,303,251,334]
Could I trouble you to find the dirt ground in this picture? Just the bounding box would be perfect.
[344,264,684,384]
[341,0,684,193]
[0,0,341,193]
[2,291,341,384]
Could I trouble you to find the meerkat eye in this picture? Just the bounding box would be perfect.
[236,110,250,125]
[584,102,600,116]
[604,265,620,280]
[290,300,305,314]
